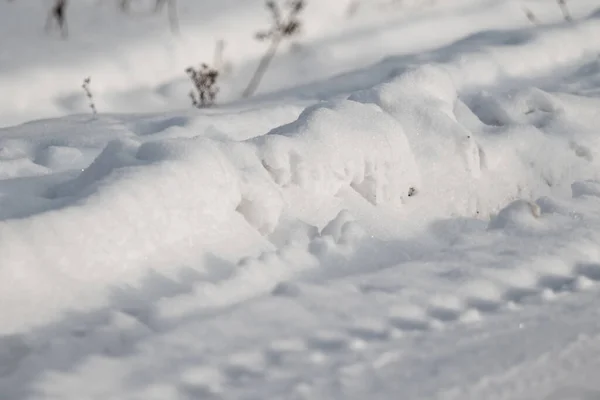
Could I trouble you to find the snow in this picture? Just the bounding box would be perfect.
[3,0,600,398]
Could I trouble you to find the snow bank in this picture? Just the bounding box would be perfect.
[0,97,419,333]
[3,3,600,336]
[3,67,600,335]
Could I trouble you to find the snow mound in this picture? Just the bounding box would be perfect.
[4,70,600,334]
[258,100,420,205]
[0,136,246,333]
[488,199,542,230]
[34,146,85,171]
[0,96,420,333]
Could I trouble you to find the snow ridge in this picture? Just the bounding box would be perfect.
[4,13,600,331]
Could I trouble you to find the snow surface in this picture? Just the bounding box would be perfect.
[3,0,600,399]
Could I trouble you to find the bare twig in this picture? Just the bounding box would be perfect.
[186,64,219,108]
[242,0,305,98]
[45,0,68,38]
[523,7,539,25]
[557,0,572,22]
[82,77,98,117]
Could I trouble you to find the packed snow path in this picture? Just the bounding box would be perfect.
[2,1,600,399]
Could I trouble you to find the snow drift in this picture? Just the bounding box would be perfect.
[5,1,600,399]
[3,54,600,333]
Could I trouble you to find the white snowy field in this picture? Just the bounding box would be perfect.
[3,0,600,399]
